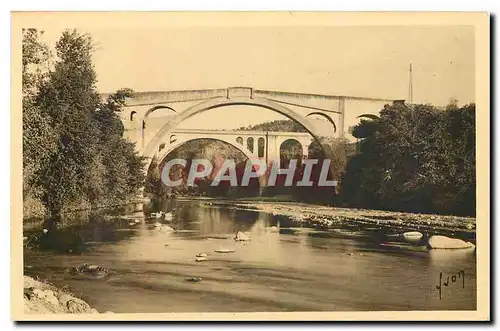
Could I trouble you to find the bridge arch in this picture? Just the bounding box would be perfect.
[156,137,256,167]
[143,97,334,169]
[279,138,304,168]
[306,112,337,133]
[141,105,177,130]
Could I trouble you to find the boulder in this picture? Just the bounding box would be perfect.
[428,235,475,249]
[58,294,92,314]
[24,287,35,300]
[30,289,59,306]
[269,226,279,233]
[66,298,92,313]
[402,231,423,241]
[70,263,108,277]
[43,290,59,307]
[215,248,235,253]
[195,257,208,262]
[234,231,250,241]
[185,277,202,283]
[156,225,174,232]
[196,253,208,257]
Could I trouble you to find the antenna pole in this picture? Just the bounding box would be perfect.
[408,63,413,104]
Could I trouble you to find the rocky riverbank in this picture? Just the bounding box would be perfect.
[199,200,476,238]
[23,276,101,314]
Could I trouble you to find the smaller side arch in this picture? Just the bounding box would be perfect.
[306,112,337,133]
[258,137,265,157]
[236,137,243,145]
[130,111,137,121]
[247,137,254,153]
[357,114,380,121]
[144,105,176,119]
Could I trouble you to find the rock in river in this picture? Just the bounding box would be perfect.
[196,252,208,257]
[269,226,279,233]
[215,248,236,253]
[195,257,208,262]
[70,263,109,277]
[402,231,423,241]
[185,277,203,283]
[155,224,175,232]
[428,235,475,249]
[234,231,250,241]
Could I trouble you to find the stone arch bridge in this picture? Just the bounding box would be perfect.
[110,87,403,169]
[155,128,312,168]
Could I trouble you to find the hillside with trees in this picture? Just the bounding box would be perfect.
[236,119,307,132]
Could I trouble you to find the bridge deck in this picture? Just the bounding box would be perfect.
[102,87,402,107]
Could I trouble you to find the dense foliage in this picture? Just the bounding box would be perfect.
[342,102,475,216]
[22,29,145,218]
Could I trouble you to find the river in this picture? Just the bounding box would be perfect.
[23,199,476,313]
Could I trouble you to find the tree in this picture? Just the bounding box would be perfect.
[342,102,476,216]
[35,30,101,213]
[22,29,57,218]
[23,29,146,217]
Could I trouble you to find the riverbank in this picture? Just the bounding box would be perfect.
[23,276,103,314]
[178,197,476,237]
[23,196,148,224]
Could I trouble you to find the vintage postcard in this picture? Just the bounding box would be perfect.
[11,12,490,321]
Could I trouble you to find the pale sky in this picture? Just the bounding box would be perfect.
[40,25,475,129]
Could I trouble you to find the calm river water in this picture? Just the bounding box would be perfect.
[23,199,476,312]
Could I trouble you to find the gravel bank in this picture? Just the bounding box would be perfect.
[205,200,476,237]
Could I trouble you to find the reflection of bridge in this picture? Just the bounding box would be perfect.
[156,128,312,167]
[114,86,403,168]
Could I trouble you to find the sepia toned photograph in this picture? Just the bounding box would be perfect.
[11,12,490,321]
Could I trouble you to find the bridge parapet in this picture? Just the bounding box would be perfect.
[122,89,227,106]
